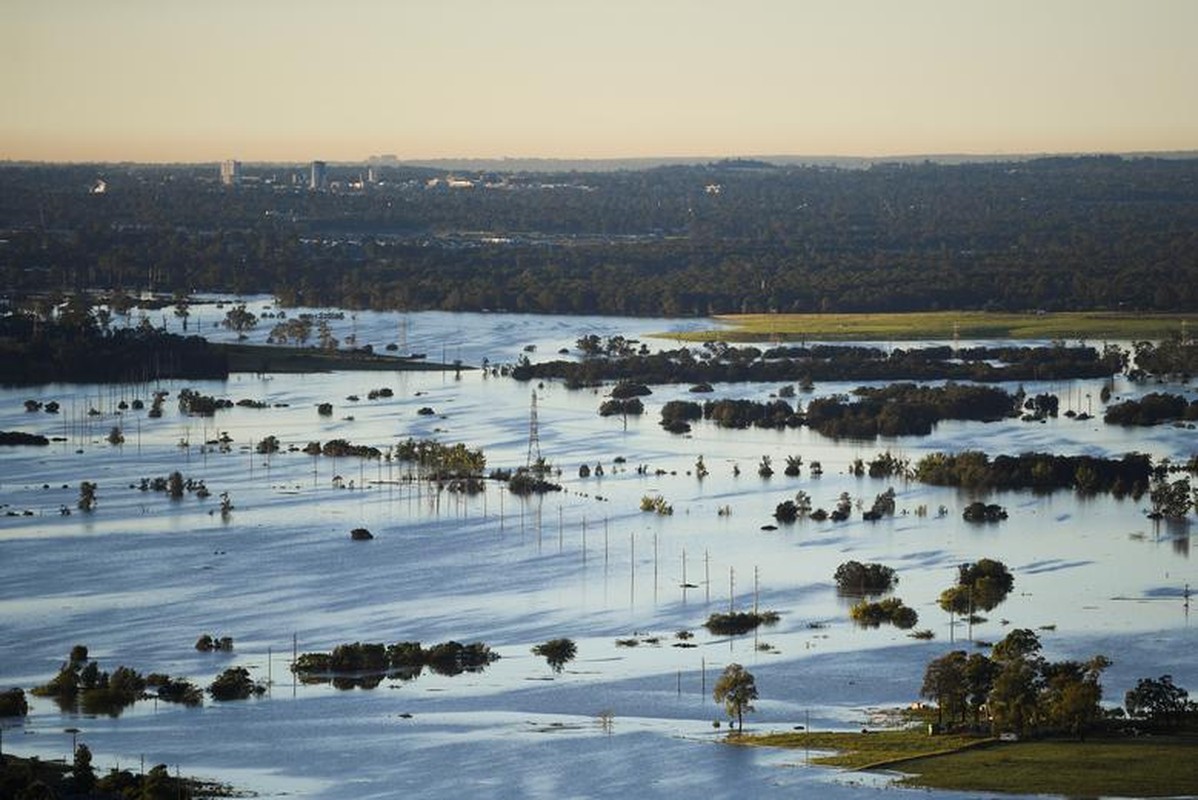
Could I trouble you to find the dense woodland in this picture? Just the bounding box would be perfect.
[2,156,1197,315]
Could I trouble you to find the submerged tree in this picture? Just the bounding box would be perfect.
[77,481,97,512]
[532,638,577,673]
[938,558,1014,616]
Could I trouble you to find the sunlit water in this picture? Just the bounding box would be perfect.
[2,300,1196,798]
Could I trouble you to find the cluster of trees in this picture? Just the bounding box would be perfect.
[805,383,1016,438]
[1131,338,1198,380]
[207,667,265,701]
[599,397,644,417]
[1124,675,1194,731]
[849,597,919,629]
[1148,474,1196,519]
[938,559,1015,618]
[393,438,487,479]
[30,645,206,714]
[833,561,898,596]
[0,310,228,384]
[304,438,383,459]
[0,749,200,799]
[702,398,801,430]
[656,384,1019,440]
[913,451,1153,497]
[4,157,1197,314]
[291,640,498,681]
[1104,392,1198,426]
[921,629,1111,738]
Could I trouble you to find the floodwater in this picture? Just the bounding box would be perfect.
[1,300,1196,799]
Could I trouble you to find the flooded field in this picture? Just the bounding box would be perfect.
[2,301,1196,798]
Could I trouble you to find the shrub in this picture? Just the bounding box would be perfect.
[610,381,651,399]
[0,687,29,716]
[704,611,779,636]
[834,561,897,595]
[532,638,577,673]
[963,501,1008,522]
[850,597,918,629]
[207,667,265,701]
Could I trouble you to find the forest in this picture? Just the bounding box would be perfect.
[2,156,1197,315]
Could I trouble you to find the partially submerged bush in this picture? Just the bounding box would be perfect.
[0,687,29,716]
[850,597,919,629]
[834,561,898,596]
[208,667,265,701]
[195,634,234,652]
[963,501,1008,522]
[146,674,203,706]
[704,611,780,636]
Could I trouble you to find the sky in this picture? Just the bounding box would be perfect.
[2,0,1196,163]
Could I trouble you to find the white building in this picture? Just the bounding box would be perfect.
[220,159,241,186]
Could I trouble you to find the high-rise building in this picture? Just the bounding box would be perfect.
[309,160,327,190]
[220,159,241,186]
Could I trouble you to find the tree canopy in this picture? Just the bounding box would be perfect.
[713,663,758,732]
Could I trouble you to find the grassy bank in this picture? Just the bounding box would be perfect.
[670,311,1198,342]
[744,728,1198,797]
[742,728,985,770]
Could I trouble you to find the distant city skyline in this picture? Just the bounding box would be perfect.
[3,0,1196,163]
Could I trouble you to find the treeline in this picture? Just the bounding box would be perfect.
[0,313,227,384]
[512,342,1124,387]
[3,157,1198,314]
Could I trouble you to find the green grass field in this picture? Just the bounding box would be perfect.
[743,729,1198,797]
[893,737,1198,796]
[668,311,1198,342]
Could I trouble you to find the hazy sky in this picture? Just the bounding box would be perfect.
[3,0,1196,163]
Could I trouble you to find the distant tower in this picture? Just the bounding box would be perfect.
[526,391,542,469]
[220,159,241,186]
[309,160,327,190]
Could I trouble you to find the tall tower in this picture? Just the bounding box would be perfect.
[309,160,327,190]
[526,391,542,469]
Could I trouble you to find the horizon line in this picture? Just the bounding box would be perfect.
[4,149,1198,169]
